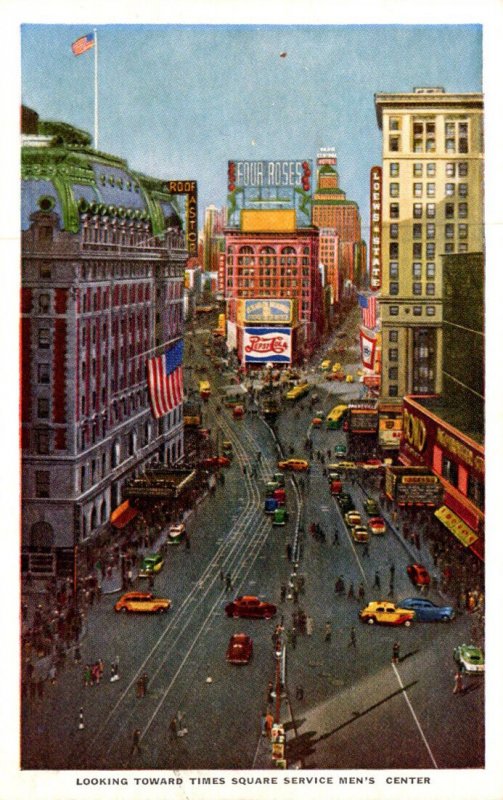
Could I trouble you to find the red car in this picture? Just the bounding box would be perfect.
[225,595,277,620]
[226,633,253,665]
[200,456,231,470]
[407,563,431,586]
[368,516,386,535]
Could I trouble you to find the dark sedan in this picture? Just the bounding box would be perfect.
[225,595,277,620]
[399,597,455,622]
[226,633,253,665]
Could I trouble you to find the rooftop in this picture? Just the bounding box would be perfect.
[408,395,484,447]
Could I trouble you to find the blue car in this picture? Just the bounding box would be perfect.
[399,597,455,623]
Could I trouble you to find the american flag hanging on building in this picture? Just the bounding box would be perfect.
[147,340,184,419]
[358,293,377,330]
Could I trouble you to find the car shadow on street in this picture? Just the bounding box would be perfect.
[398,648,420,664]
[462,681,484,696]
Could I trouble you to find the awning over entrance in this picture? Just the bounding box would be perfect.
[434,505,478,548]
[110,500,138,529]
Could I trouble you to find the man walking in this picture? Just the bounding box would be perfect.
[348,626,357,648]
[324,621,332,642]
[225,573,233,593]
[129,729,142,757]
[373,570,381,590]
[453,671,465,695]
[392,641,400,664]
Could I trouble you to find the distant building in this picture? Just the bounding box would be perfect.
[374,87,484,403]
[21,108,188,576]
[203,204,227,272]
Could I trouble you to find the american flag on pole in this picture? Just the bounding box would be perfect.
[358,293,377,329]
[147,340,184,419]
[71,32,95,56]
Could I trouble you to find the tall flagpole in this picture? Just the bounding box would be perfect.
[94,28,99,150]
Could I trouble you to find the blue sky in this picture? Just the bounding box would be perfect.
[21,24,482,237]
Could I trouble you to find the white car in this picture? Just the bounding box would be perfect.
[168,523,186,544]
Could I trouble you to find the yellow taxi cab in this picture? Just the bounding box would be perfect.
[331,362,342,373]
[328,461,357,471]
[346,374,354,383]
[359,601,415,627]
[114,592,172,614]
[277,458,309,472]
[321,359,331,371]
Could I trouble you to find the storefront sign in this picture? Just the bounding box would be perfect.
[243,327,292,363]
[435,505,479,547]
[227,159,313,227]
[369,166,382,291]
[403,407,427,453]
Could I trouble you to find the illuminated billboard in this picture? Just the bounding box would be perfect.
[241,298,293,325]
[165,180,198,256]
[243,327,292,364]
[227,160,313,227]
[369,166,382,291]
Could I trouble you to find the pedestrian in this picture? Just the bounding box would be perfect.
[129,729,142,757]
[291,627,297,649]
[170,716,179,739]
[305,616,314,636]
[373,570,381,590]
[348,627,357,648]
[293,586,299,604]
[110,656,120,682]
[296,685,304,701]
[225,573,233,592]
[185,534,191,551]
[358,583,365,602]
[49,662,57,684]
[264,709,274,739]
[147,573,155,589]
[74,644,81,664]
[286,543,293,562]
[280,583,287,603]
[332,530,339,545]
[362,542,370,558]
[390,562,395,580]
[324,621,332,642]
[83,664,92,688]
[136,677,144,698]
[453,671,464,695]
[347,582,355,600]
[392,641,400,664]
[388,580,395,597]
[219,566,224,582]
[260,711,267,736]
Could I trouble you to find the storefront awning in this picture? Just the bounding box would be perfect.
[434,505,478,548]
[110,500,138,529]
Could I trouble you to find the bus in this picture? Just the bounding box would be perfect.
[326,404,348,430]
[199,380,211,400]
[285,382,310,401]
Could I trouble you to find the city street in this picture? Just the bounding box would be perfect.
[21,315,483,770]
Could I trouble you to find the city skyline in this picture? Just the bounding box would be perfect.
[21,24,482,233]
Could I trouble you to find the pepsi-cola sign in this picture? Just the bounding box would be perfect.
[243,327,292,363]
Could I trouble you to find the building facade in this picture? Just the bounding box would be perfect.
[203,204,227,273]
[374,88,484,403]
[21,110,188,575]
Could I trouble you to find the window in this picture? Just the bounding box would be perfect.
[426,283,435,296]
[390,223,399,239]
[426,262,436,278]
[37,398,49,418]
[413,163,423,177]
[445,224,455,239]
[389,242,399,258]
[389,262,398,278]
[413,243,422,258]
[458,162,468,177]
[390,163,399,176]
[413,282,422,296]
[388,367,398,381]
[38,328,50,349]
[389,282,399,295]
[36,430,49,454]
[38,294,50,313]
[35,471,50,498]
[389,330,398,342]
[412,263,422,279]
[390,183,399,197]
[389,136,400,152]
[426,306,435,316]
[458,224,468,239]
[389,385,398,397]
[389,118,400,130]
[426,243,435,258]
[467,474,484,509]
[459,183,468,197]
[445,183,455,196]
[390,203,400,219]
[426,163,436,177]
[389,348,398,361]
[442,455,458,485]
[426,183,436,197]
[445,243,454,253]
[445,203,455,219]
[458,202,468,218]
[426,203,435,218]
[38,363,50,384]
[426,223,435,239]
[459,243,468,253]
[413,224,422,239]
[413,306,422,316]
[39,262,52,279]
[413,203,422,219]
[413,183,422,197]
[445,163,455,177]
[389,306,399,316]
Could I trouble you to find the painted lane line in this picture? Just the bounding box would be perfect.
[391,662,438,769]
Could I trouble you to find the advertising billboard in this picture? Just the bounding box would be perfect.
[369,166,382,291]
[241,298,293,325]
[243,327,292,363]
[165,180,198,256]
[227,160,313,227]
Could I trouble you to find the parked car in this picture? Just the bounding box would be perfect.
[453,644,485,674]
[330,479,343,496]
[272,472,285,487]
[272,507,289,526]
[337,493,354,512]
[225,596,277,620]
[200,456,231,470]
[367,516,386,535]
[351,525,369,543]
[114,592,171,614]
[226,633,253,665]
[406,563,431,586]
[272,488,286,506]
[277,458,309,472]
[138,553,164,577]
[344,510,362,527]
[359,601,415,627]
[264,497,279,514]
[399,597,455,622]
[320,359,331,371]
[364,497,380,515]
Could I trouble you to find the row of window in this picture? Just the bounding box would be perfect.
[389,161,469,178]
[389,240,469,260]
[388,305,436,316]
[228,245,311,255]
[390,223,469,239]
[388,119,469,154]
[390,183,468,198]
[389,283,436,297]
[390,202,468,220]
